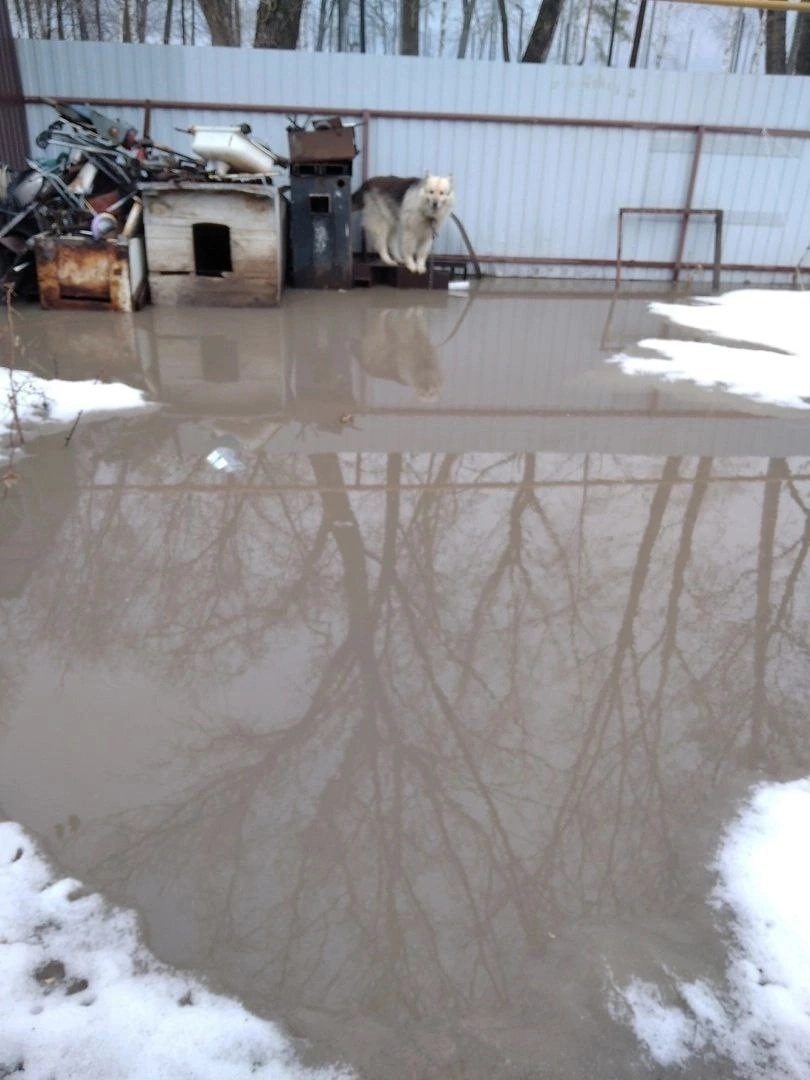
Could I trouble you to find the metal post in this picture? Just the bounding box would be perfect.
[361,110,370,184]
[673,126,705,284]
[616,209,624,289]
[0,0,29,168]
[713,210,723,291]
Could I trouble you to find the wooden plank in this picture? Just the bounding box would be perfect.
[148,271,281,307]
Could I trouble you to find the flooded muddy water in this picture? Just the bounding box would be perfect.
[2,283,810,1078]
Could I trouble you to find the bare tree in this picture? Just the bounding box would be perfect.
[162,0,174,42]
[400,0,418,54]
[522,0,565,62]
[135,0,149,41]
[457,0,475,57]
[196,0,240,44]
[792,4,810,73]
[254,0,304,47]
[497,0,510,59]
[70,0,90,38]
[765,9,786,73]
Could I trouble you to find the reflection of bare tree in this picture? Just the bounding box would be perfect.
[5,442,810,1074]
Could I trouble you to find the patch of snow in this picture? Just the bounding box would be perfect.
[0,821,354,1080]
[611,778,810,1079]
[607,290,810,410]
[2,367,157,460]
[649,290,807,358]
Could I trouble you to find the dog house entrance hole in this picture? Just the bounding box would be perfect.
[309,194,331,214]
[193,222,232,276]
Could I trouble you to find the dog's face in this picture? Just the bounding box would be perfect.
[422,174,454,216]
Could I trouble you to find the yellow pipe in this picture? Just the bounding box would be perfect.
[667,0,810,12]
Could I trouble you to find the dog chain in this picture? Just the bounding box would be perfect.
[428,226,437,291]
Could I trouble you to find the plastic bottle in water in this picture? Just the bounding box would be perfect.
[206,446,246,474]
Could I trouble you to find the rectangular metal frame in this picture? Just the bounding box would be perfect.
[616,207,723,291]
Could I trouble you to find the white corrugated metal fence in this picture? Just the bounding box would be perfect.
[13,41,810,283]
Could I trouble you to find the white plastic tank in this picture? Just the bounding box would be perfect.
[187,126,279,175]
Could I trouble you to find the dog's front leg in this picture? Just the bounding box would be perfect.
[388,228,404,267]
[398,225,419,273]
[401,241,419,274]
[415,234,434,275]
[367,224,397,266]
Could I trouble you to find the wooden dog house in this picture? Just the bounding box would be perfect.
[140,180,286,307]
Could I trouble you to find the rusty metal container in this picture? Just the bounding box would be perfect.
[287,121,357,166]
[34,234,147,312]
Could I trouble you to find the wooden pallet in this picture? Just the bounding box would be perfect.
[353,257,455,290]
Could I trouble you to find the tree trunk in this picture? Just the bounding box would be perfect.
[197,0,240,45]
[497,0,510,60]
[122,0,132,41]
[315,0,329,49]
[136,0,149,41]
[163,0,174,42]
[254,0,305,48]
[337,0,350,49]
[522,0,565,62]
[13,0,30,39]
[457,0,475,57]
[400,0,418,54]
[71,0,89,38]
[793,6,810,74]
[764,11,786,73]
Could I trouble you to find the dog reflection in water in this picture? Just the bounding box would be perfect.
[356,306,443,402]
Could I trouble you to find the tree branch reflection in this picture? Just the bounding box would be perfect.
[5,446,810,1051]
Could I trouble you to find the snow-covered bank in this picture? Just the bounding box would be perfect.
[608,290,810,410]
[2,366,156,462]
[0,822,354,1080]
[612,778,810,1078]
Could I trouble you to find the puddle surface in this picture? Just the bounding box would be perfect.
[2,284,810,1078]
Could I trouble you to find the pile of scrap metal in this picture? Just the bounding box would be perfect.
[0,98,286,301]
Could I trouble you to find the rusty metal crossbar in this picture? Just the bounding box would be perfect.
[616,207,723,291]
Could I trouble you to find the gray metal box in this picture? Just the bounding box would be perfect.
[288,172,352,290]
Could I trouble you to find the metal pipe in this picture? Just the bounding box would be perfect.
[438,253,807,278]
[27,96,810,141]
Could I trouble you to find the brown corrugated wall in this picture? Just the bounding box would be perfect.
[0,1,28,167]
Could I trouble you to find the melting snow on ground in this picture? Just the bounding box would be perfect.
[2,366,155,461]
[608,289,810,409]
[0,821,354,1080]
[612,778,810,1078]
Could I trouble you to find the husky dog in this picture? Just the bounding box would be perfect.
[353,174,455,274]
